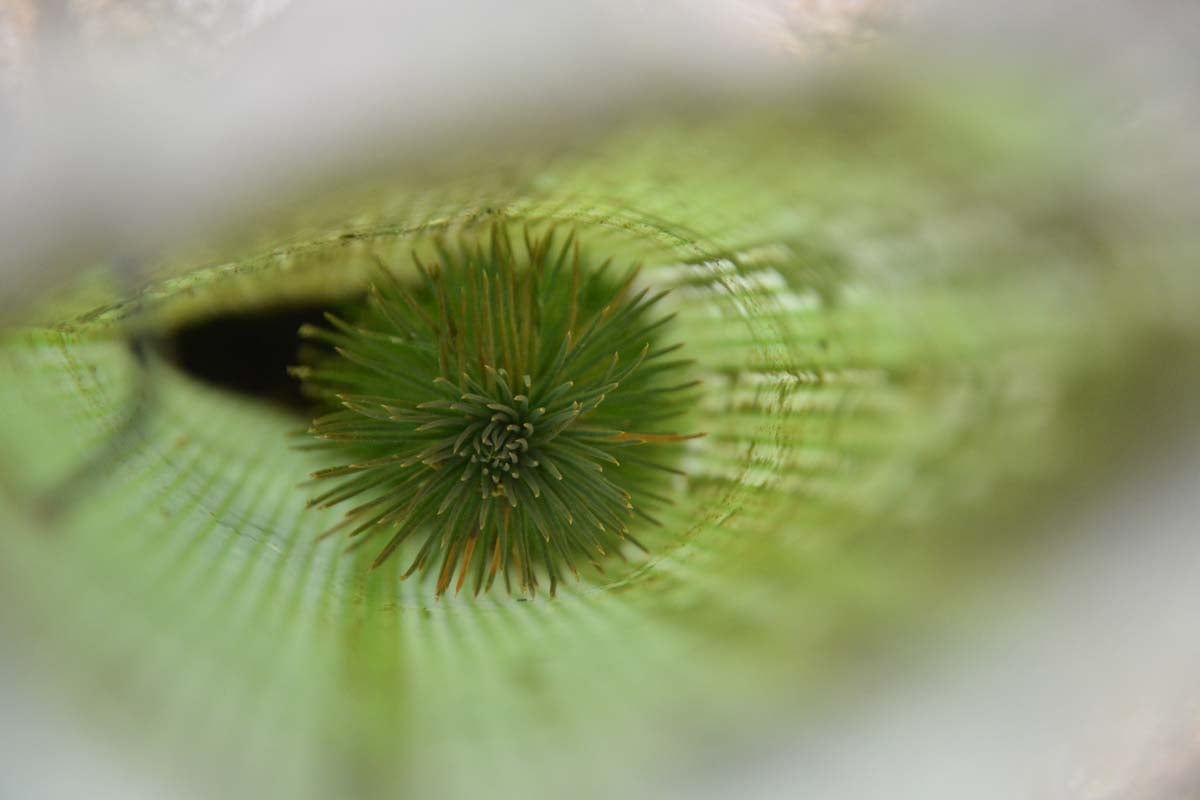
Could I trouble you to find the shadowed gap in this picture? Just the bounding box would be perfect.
[158,303,344,413]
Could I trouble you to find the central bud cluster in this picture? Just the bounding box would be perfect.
[462,390,542,498]
[473,416,531,491]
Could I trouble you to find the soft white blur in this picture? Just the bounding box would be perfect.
[0,0,787,307]
[675,433,1200,800]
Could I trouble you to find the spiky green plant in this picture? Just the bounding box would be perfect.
[5,70,1200,800]
[291,226,699,597]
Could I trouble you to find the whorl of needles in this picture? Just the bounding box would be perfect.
[294,225,699,598]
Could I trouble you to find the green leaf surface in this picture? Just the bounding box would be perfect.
[2,73,1197,799]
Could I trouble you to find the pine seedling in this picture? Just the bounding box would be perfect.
[293,225,700,598]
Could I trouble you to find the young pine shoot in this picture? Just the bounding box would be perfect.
[293,226,700,598]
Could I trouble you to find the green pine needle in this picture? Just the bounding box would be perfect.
[296,225,700,598]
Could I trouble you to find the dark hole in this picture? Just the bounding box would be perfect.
[157,302,340,414]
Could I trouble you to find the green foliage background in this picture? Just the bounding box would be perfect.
[1,73,1197,798]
